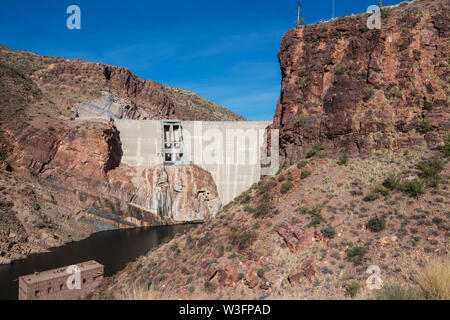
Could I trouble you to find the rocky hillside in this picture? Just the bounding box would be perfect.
[0,45,237,263]
[91,144,449,300]
[273,0,449,166]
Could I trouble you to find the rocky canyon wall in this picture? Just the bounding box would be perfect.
[273,0,449,166]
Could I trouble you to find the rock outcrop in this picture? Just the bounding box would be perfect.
[273,0,449,166]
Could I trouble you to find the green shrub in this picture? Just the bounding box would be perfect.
[295,114,306,127]
[228,230,258,250]
[399,40,409,51]
[365,189,380,201]
[321,226,336,238]
[363,86,375,101]
[301,170,312,179]
[417,155,444,187]
[335,64,347,75]
[423,101,433,111]
[297,160,308,168]
[382,172,404,190]
[337,154,349,165]
[257,269,265,278]
[238,273,245,280]
[306,143,324,158]
[401,179,426,198]
[417,118,432,133]
[309,205,324,227]
[278,174,286,182]
[367,216,386,232]
[346,281,363,298]
[188,285,195,293]
[443,132,450,157]
[346,247,367,266]
[254,203,270,218]
[280,181,293,194]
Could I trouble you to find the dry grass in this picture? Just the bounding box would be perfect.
[416,256,450,300]
[118,283,163,300]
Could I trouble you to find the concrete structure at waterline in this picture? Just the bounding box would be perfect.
[115,120,278,205]
[18,261,104,300]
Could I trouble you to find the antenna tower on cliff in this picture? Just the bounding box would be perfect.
[295,1,304,27]
[332,0,335,19]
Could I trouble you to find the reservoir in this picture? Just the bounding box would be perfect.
[0,224,197,300]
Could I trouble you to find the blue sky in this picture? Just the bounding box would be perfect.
[0,0,406,120]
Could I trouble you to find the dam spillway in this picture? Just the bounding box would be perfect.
[114,120,275,205]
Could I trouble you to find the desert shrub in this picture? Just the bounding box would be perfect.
[295,114,306,127]
[365,186,389,201]
[401,179,425,198]
[301,170,312,179]
[257,269,265,278]
[337,154,349,165]
[443,132,450,157]
[362,86,375,101]
[321,226,336,238]
[423,101,433,111]
[203,281,217,294]
[238,273,245,280]
[243,205,254,213]
[306,143,324,158]
[399,39,410,51]
[416,256,450,300]
[367,216,386,232]
[240,193,251,204]
[417,118,431,133]
[335,64,347,75]
[254,203,270,218]
[278,174,286,182]
[374,285,422,300]
[280,181,293,194]
[382,172,404,190]
[257,179,277,195]
[228,230,258,250]
[346,281,362,298]
[346,247,367,266]
[309,205,324,227]
[417,155,444,187]
[297,160,308,168]
[188,285,195,293]
[295,206,308,215]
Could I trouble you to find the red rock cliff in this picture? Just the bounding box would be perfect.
[273,0,449,166]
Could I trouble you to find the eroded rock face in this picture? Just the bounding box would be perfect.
[0,120,221,261]
[273,0,449,166]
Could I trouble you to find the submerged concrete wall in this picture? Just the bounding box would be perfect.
[114,120,272,204]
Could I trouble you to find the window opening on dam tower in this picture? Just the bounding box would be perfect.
[162,120,189,166]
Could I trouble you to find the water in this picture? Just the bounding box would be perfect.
[0,224,197,300]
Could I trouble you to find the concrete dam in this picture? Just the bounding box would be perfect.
[114,120,278,206]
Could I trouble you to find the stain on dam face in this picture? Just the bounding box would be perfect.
[114,120,278,205]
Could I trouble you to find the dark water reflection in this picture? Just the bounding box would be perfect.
[0,224,197,300]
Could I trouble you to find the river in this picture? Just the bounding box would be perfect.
[0,224,197,300]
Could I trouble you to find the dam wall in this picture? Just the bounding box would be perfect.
[114,120,273,205]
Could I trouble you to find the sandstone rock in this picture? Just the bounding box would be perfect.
[288,257,317,284]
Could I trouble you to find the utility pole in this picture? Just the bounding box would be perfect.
[295,1,304,27]
[379,0,382,9]
[332,0,335,19]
